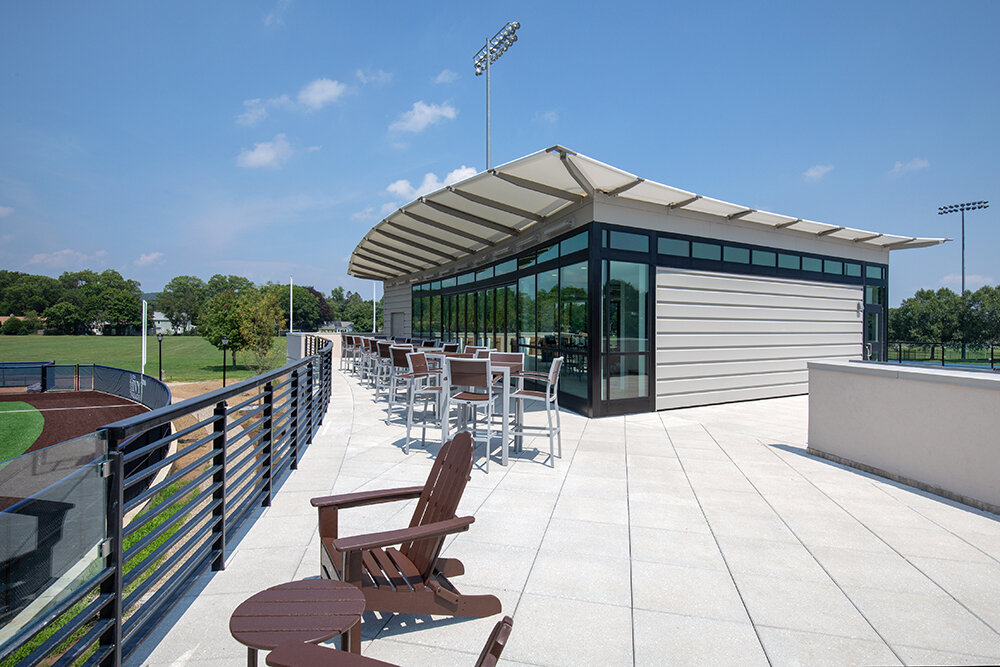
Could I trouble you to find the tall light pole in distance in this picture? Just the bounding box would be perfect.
[474,21,520,170]
[938,200,989,296]
[157,332,163,381]
[221,335,229,387]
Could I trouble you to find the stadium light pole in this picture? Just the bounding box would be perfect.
[221,335,229,387]
[157,332,163,381]
[938,200,989,361]
[474,21,520,170]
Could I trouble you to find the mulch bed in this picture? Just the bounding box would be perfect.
[0,391,149,453]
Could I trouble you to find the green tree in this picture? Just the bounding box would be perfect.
[262,284,322,331]
[328,286,347,321]
[158,275,207,332]
[206,274,254,298]
[239,287,283,374]
[1,316,29,335]
[342,297,382,333]
[199,290,247,364]
[43,302,86,335]
[305,286,334,325]
[0,273,63,315]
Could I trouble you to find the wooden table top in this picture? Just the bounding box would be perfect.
[229,580,365,651]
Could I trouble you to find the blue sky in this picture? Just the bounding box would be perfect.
[0,1,996,305]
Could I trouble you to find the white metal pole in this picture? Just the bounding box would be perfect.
[372,282,377,333]
[486,36,491,170]
[289,274,294,333]
[141,299,147,373]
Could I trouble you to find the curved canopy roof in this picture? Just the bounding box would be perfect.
[348,146,947,281]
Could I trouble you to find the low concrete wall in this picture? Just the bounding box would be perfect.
[807,361,1000,513]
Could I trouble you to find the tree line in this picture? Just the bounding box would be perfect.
[888,284,1000,345]
[0,269,383,337]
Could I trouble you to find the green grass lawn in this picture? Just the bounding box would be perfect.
[0,335,285,382]
[0,401,45,461]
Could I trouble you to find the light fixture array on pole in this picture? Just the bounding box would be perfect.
[938,200,989,296]
[473,21,520,170]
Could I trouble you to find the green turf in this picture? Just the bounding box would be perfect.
[0,401,45,462]
[0,335,285,382]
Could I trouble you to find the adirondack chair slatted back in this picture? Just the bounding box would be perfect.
[401,432,473,579]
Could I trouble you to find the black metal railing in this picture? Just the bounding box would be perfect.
[0,336,333,667]
[889,341,998,371]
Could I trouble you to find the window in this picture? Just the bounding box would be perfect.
[518,252,536,270]
[606,230,649,253]
[658,237,689,257]
[476,266,493,281]
[458,272,474,285]
[442,276,457,288]
[752,250,776,267]
[866,286,884,305]
[723,246,750,264]
[495,259,516,276]
[537,244,559,264]
[866,266,884,280]
[431,280,441,290]
[823,260,843,275]
[518,274,536,347]
[560,231,588,256]
[778,253,799,270]
[692,242,721,260]
[560,261,589,398]
[845,263,861,277]
[802,257,822,272]
[537,269,558,348]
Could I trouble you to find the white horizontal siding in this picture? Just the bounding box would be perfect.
[382,283,412,337]
[656,268,863,410]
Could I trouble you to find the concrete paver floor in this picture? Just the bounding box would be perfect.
[136,368,1000,666]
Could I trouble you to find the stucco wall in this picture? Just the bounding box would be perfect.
[807,360,1000,512]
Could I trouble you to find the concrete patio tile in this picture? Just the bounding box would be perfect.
[138,591,257,662]
[558,472,629,499]
[235,512,317,549]
[629,498,711,533]
[629,525,727,571]
[781,514,894,554]
[361,638,485,667]
[632,609,767,666]
[872,524,995,563]
[502,593,632,666]
[734,573,878,639]
[201,545,305,595]
[439,538,536,591]
[909,556,1000,629]
[551,491,629,525]
[703,509,799,544]
[892,644,1000,666]
[809,545,940,594]
[538,517,631,560]
[478,487,559,517]
[842,585,1000,658]
[458,508,551,549]
[755,625,901,666]
[632,561,747,622]
[715,535,831,583]
[524,550,631,606]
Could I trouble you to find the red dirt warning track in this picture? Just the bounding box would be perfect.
[0,391,149,453]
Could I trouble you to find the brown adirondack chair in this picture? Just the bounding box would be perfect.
[265,615,513,667]
[310,431,501,652]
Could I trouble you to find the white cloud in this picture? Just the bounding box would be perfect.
[237,99,268,126]
[307,145,321,152]
[356,68,392,85]
[236,134,293,168]
[385,165,477,200]
[939,273,994,291]
[350,207,375,222]
[28,248,106,269]
[389,101,457,133]
[890,157,930,175]
[0,205,14,218]
[263,0,292,27]
[433,69,458,85]
[298,78,347,110]
[803,164,834,182]
[534,110,558,124]
[134,252,164,267]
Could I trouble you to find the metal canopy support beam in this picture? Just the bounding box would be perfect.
[365,237,446,267]
[490,169,584,201]
[668,195,701,209]
[352,254,403,275]
[852,233,883,243]
[383,220,471,254]
[727,208,756,221]
[558,153,595,197]
[373,229,458,262]
[816,226,845,237]
[354,250,418,275]
[774,218,802,230]
[447,187,543,222]
[351,261,400,281]
[606,178,644,196]
[402,211,496,247]
[881,237,917,250]
[351,271,383,281]
[362,244,430,271]
[419,198,520,236]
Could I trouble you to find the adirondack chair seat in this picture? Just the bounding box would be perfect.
[311,433,501,639]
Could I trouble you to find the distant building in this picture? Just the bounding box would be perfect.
[326,321,354,333]
[153,310,194,335]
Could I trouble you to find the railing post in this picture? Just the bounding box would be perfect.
[98,429,123,667]
[262,381,274,507]
[290,369,299,470]
[211,401,227,571]
[306,359,315,445]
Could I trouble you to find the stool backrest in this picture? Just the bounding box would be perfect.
[489,352,524,373]
[390,345,412,369]
[442,342,459,353]
[407,351,430,376]
[447,358,490,390]
[377,340,392,359]
[474,349,491,359]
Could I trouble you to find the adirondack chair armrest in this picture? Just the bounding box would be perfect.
[331,516,475,553]
[310,486,424,510]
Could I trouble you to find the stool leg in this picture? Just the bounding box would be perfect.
[247,646,257,667]
[555,398,562,457]
[545,399,554,467]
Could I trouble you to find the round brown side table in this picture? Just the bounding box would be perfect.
[229,579,366,666]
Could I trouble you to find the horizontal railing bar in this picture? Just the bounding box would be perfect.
[123,487,220,563]
[15,591,112,667]
[103,343,331,439]
[226,408,264,434]
[122,521,213,613]
[124,443,217,501]
[227,425,266,454]
[122,497,220,590]
[225,485,268,534]
[121,425,185,465]
[124,456,218,517]
[124,430,218,488]
[0,567,113,664]
[226,459,266,502]
[228,392,266,414]
[121,546,215,648]
[123,464,217,539]
[51,614,115,667]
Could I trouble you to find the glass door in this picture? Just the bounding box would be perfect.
[601,260,652,413]
[864,284,885,361]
